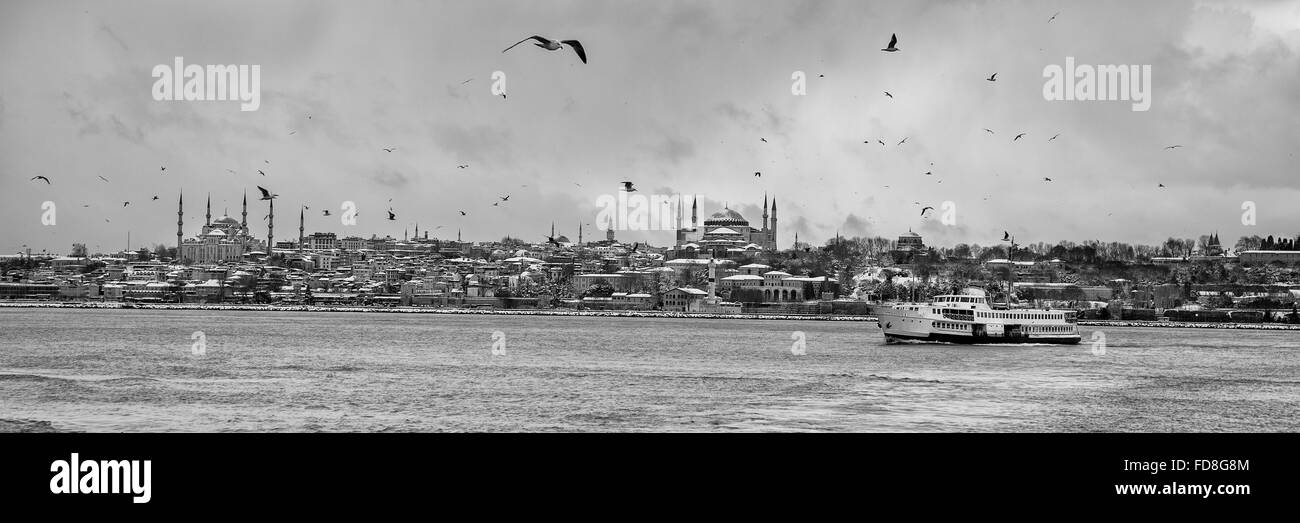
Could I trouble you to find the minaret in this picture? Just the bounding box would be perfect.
[691,196,698,228]
[770,196,778,250]
[414,223,419,239]
[551,222,555,239]
[457,228,461,242]
[762,193,769,230]
[606,216,615,242]
[241,191,248,232]
[577,221,583,245]
[298,205,305,253]
[176,192,184,253]
[267,198,274,259]
[205,194,212,227]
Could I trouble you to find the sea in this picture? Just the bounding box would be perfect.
[1,308,1296,432]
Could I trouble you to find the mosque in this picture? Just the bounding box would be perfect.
[670,195,778,259]
[177,192,268,264]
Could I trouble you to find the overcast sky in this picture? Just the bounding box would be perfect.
[2,0,1298,255]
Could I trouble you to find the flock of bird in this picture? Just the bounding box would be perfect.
[24,20,1189,244]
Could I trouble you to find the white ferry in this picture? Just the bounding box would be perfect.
[874,295,1080,344]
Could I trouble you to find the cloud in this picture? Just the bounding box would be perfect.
[841,213,872,237]
[653,135,696,165]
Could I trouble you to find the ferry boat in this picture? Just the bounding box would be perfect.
[874,294,1081,344]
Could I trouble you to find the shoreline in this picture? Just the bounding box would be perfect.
[0,301,872,322]
[4,302,1299,330]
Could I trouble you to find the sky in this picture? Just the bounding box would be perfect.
[2,0,1298,255]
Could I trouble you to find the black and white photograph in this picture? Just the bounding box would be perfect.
[0,0,1296,509]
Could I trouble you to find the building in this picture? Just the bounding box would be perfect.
[672,195,778,258]
[1238,251,1300,265]
[179,193,267,264]
[890,230,929,263]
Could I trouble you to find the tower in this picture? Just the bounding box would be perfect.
[769,196,778,250]
[577,220,583,245]
[762,193,769,230]
[176,192,184,253]
[457,228,461,242]
[241,191,248,232]
[691,196,698,229]
[205,193,211,227]
[298,205,305,253]
[606,216,615,242]
[267,198,274,259]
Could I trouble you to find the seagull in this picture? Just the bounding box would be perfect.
[920,206,934,216]
[382,147,396,153]
[459,210,467,216]
[502,35,587,64]
[322,210,331,216]
[1164,145,1183,150]
[881,33,899,52]
[97,176,109,182]
[387,209,396,221]
[754,171,762,177]
[897,137,908,146]
[1049,133,1060,141]
[499,195,510,202]
[884,91,893,98]
[546,235,562,247]
[1049,11,1060,23]
[151,195,159,200]
[760,137,768,143]
[258,169,267,176]
[457,164,468,169]
[256,186,278,200]
[878,140,886,146]
[1014,133,1026,141]
[122,201,130,207]
[1158,183,1166,188]
[1003,231,1011,241]
[984,128,995,134]
[289,130,297,135]
[1044,177,1053,182]
[621,181,636,192]
[986,73,997,82]
[924,171,932,176]
[30,175,50,184]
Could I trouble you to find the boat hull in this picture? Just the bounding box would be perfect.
[884,331,1080,345]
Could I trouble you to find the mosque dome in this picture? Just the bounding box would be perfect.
[704,208,748,227]
[213,215,240,226]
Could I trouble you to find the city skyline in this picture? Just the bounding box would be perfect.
[4,0,1300,255]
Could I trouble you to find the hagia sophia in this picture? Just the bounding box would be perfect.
[669,195,778,259]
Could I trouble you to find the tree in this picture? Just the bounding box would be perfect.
[585,278,615,298]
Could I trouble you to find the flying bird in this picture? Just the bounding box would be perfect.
[288,130,297,135]
[878,140,886,146]
[1014,133,1026,141]
[1158,183,1166,188]
[897,137,908,146]
[986,73,997,82]
[382,147,396,153]
[122,201,130,207]
[1003,231,1011,241]
[883,91,893,98]
[546,235,562,247]
[502,35,587,64]
[984,128,994,134]
[457,164,468,169]
[459,210,467,216]
[920,206,934,216]
[621,181,636,192]
[1049,133,1061,141]
[1043,177,1053,182]
[924,171,932,176]
[30,175,50,184]
[258,169,266,176]
[387,209,396,221]
[499,195,510,202]
[322,210,331,216]
[1164,145,1183,150]
[754,171,761,177]
[760,138,767,143]
[1049,11,1060,23]
[881,33,899,52]
[151,195,159,200]
[97,176,109,182]
[256,186,278,200]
